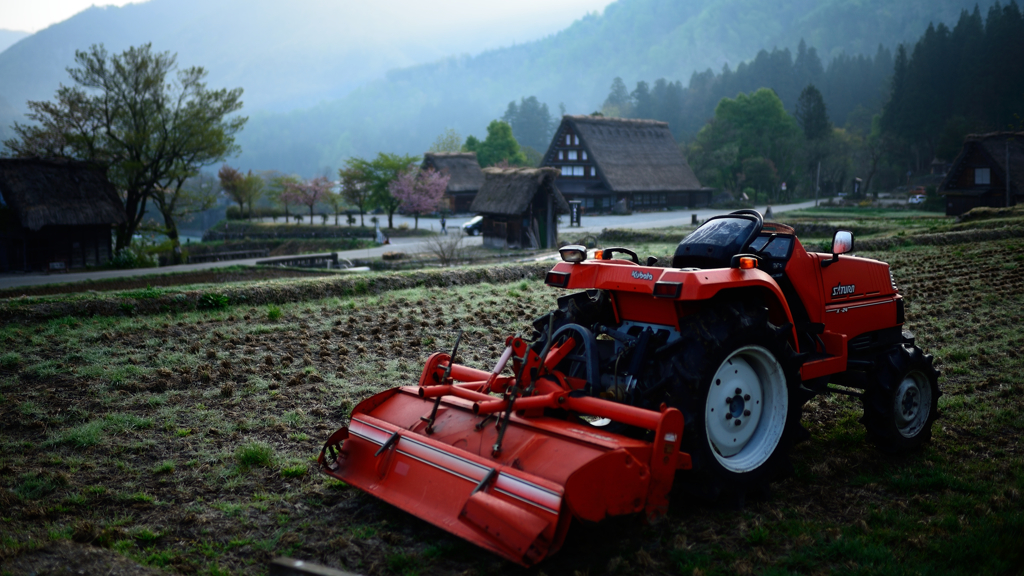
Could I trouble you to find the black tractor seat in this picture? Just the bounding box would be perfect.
[672,210,763,269]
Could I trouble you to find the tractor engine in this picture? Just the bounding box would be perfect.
[529,290,678,413]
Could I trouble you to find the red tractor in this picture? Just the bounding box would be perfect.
[319,210,939,565]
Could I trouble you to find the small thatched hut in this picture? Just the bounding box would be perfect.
[939,132,1022,216]
[0,157,126,272]
[470,167,569,249]
[421,152,484,213]
[542,115,710,212]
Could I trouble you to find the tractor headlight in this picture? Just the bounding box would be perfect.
[559,245,587,263]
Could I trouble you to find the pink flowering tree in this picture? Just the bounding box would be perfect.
[285,176,332,225]
[388,166,450,229]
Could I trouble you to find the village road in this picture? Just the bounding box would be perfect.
[0,199,831,290]
[346,197,829,235]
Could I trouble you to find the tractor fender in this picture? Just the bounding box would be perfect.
[547,262,798,350]
[660,268,799,349]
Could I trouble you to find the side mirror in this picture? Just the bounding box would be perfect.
[832,230,854,254]
[822,230,854,268]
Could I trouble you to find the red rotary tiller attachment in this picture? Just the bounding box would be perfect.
[318,334,690,566]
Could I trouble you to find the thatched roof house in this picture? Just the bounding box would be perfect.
[0,157,125,272]
[421,152,484,213]
[542,115,710,212]
[939,132,1023,216]
[470,167,568,249]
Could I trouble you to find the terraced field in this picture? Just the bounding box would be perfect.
[0,233,1022,576]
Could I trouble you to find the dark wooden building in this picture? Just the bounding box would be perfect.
[0,158,125,272]
[542,115,710,212]
[421,152,484,213]
[939,132,1023,216]
[470,167,569,249]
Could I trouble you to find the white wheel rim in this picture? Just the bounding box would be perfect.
[893,371,931,438]
[704,345,788,473]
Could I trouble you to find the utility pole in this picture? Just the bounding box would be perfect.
[1008,140,1012,208]
[815,161,821,206]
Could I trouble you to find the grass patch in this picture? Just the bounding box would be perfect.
[123,492,156,504]
[105,413,154,433]
[45,419,105,448]
[123,285,163,299]
[43,413,153,448]
[1,352,22,368]
[280,465,306,478]
[234,442,276,469]
[15,471,69,500]
[386,552,420,575]
[153,460,175,475]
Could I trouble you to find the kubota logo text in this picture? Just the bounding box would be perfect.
[631,270,654,281]
[831,282,855,297]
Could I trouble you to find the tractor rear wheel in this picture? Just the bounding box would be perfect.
[861,344,940,453]
[668,302,804,504]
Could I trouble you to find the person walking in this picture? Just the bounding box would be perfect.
[440,215,447,235]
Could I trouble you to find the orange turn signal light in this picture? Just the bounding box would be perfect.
[739,256,758,270]
[593,250,604,260]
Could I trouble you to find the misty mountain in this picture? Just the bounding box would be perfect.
[1,0,998,176]
[236,0,996,175]
[0,29,29,53]
[0,0,599,117]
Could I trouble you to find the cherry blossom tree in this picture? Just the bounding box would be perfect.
[388,166,450,229]
[285,176,332,225]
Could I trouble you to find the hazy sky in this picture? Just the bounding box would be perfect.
[0,0,133,32]
[0,0,616,34]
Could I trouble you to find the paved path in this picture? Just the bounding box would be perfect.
[0,236,484,291]
[0,200,828,290]
[557,198,826,234]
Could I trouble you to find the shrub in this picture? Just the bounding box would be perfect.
[110,245,158,269]
[198,293,230,309]
[226,206,288,220]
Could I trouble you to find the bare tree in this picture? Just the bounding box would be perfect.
[424,230,466,267]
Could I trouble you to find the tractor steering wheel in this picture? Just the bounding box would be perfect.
[600,247,640,265]
[728,209,765,252]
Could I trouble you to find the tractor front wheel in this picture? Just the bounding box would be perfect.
[861,344,940,453]
[669,302,804,504]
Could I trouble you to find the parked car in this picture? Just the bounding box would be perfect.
[461,215,483,236]
[908,194,927,204]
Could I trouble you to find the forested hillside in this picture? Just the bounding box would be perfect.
[882,4,1024,163]
[596,42,893,142]
[630,3,1024,202]
[236,0,995,174]
[1,0,1001,176]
